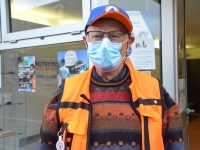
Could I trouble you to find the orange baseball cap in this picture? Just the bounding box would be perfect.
[85,4,133,33]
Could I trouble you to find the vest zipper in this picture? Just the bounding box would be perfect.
[129,88,141,120]
[80,94,92,150]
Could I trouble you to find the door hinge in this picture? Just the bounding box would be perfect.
[70,31,83,35]
[9,40,17,43]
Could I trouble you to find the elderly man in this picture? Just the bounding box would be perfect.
[38,4,183,150]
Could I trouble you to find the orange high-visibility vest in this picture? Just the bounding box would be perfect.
[58,62,164,150]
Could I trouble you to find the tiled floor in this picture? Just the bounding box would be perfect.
[188,115,200,150]
[26,142,37,150]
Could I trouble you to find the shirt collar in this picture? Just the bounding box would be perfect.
[92,65,128,83]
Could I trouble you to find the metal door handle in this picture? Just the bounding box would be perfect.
[185,108,195,114]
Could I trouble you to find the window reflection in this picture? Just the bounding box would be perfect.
[9,0,83,32]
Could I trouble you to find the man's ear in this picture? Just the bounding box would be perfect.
[129,36,135,45]
[82,35,88,49]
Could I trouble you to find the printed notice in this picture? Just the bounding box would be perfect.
[57,50,88,86]
[127,11,155,70]
[18,56,36,92]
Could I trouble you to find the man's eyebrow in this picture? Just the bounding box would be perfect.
[86,30,127,32]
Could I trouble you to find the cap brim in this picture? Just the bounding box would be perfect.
[88,12,133,33]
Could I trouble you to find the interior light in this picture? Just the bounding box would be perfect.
[154,38,160,49]
[186,44,194,49]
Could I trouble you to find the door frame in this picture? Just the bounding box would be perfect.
[161,0,188,149]
[161,0,179,103]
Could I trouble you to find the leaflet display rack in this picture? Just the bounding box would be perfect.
[0,66,27,149]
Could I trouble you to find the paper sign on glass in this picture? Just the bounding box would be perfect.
[127,11,155,70]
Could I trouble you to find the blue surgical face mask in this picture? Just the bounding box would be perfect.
[87,38,127,72]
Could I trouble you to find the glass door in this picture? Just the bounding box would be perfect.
[0,50,27,150]
[177,0,189,149]
[1,40,88,149]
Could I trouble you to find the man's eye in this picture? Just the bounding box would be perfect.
[93,35,101,38]
[91,34,102,39]
[110,35,121,38]
[111,35,120,37]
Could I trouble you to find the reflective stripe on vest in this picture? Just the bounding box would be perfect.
[58,62,164,150]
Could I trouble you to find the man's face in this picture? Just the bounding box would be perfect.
[83,18,135,58]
